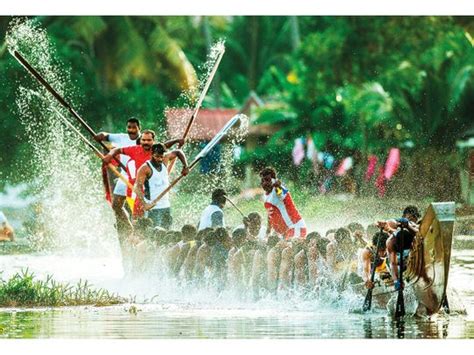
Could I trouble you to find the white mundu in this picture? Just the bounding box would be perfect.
[198,204,225,231]
[108,133,137,196]
[144,161,170,209]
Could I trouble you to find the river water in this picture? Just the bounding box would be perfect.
[0,240,473,339]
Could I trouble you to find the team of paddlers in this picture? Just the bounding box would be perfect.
[94,118,420,296]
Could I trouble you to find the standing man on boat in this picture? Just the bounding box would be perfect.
[134,143,189,230]
[378,205,420,290]
[94,118,141,237]
[198,189,227,230]
[260,167,307,239]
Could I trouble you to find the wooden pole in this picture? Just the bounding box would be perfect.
[167,46,225,173]
[12,50,127,171]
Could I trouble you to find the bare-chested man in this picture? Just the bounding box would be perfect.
[227,227,248,293]
[360,231,390,289]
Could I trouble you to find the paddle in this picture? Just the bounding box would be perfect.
[362,229,384,312]
[225,196,245,218]
[395,226,406,318]
[12,50,127,172]
[31,90,134,191]
[145,113,243,211]
[167,45,225,174]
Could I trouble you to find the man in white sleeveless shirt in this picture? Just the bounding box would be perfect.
[134,143,189,230]
[198,189,227,231]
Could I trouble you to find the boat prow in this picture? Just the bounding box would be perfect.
[405,201,456,315]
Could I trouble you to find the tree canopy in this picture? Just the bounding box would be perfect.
[0,16,473,184]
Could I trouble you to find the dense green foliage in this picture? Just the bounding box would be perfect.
[0,269,126,307]
[0,16,473,188]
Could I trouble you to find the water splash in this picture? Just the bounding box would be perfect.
[6,17,118,256]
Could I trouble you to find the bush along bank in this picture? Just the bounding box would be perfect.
[0,269,127,307]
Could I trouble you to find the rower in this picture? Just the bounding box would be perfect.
[198,189,227,230]
[0,211,15,242]
[360,231,390,289]
[260,167,307,240]
[347,222,367,248]
[243,212,266,242]
[326,227,353,269]
[134,143,189,230]
[228,227,248,291]
[94,118,141,238]
[378,205,420,290]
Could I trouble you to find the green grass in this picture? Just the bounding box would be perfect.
[0,269,126,307]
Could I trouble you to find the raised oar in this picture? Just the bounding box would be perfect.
[395,227,406,318]
[12,50,127,171]
[167,46,225,174]
[31,91,133,191]
[146,113,243,211]
[225,196,245,218]
[362,229,384,312]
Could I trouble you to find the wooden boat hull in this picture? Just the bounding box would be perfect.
[355,202,456,315]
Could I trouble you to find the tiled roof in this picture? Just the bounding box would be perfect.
[166,108,239,141]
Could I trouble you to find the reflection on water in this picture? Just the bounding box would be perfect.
[0,239,473,339]
[0,304,473,339]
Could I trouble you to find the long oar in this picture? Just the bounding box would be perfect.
[167,46,225,174]
[147,113,243,210]
[225,196,245,218]
[12,50,127,171]
[362,229,384,312]
[31,90,133,191]
[395,228,406,318]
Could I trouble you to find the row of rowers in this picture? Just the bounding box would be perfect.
[127,205,421,294]
[95,118,307,242]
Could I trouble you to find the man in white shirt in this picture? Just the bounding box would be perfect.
[94,117,141,237]
[198,189,227,231]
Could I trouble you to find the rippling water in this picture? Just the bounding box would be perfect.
[1,241,473,339]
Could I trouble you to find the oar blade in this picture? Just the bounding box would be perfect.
[395,290,406,318]
[362,289,373,312]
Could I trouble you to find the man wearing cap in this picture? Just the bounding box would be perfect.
[198,189,227,230]
[134,142,189,230]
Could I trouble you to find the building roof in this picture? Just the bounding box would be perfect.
[241,90,264,116]
[166,108,239,141]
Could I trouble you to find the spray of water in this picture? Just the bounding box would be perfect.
[6,17,118,256]
[161,39,250,225]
